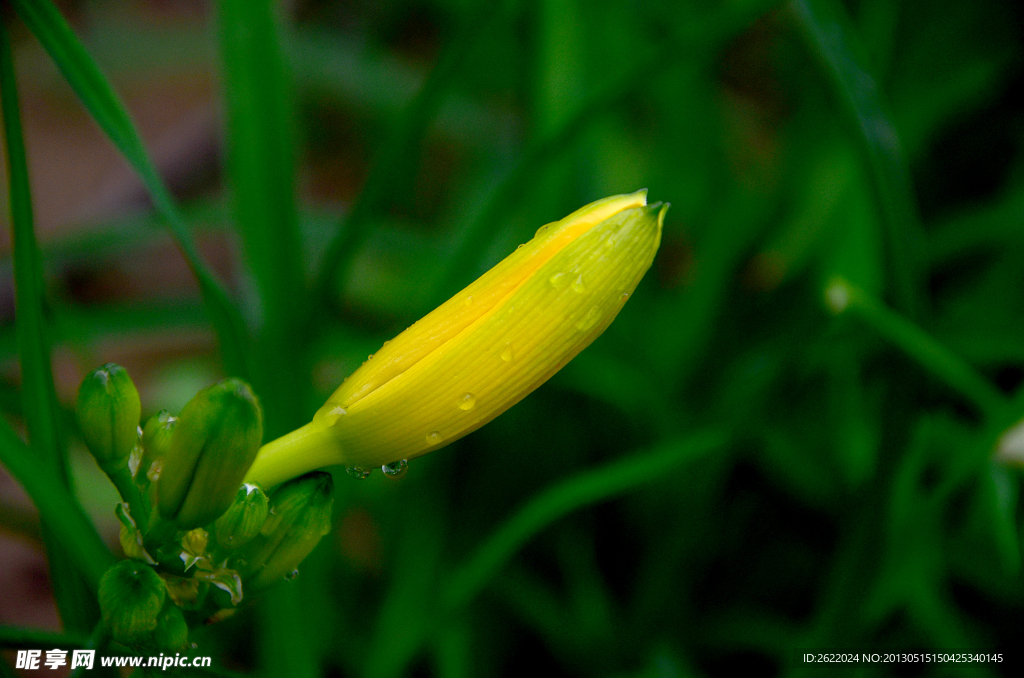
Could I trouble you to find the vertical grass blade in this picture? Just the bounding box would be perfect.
[11,0,250,377]
[216,0,305,436]
[790,0,926,319]
[1,18,105,632]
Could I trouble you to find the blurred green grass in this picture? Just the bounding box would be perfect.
[2,0,1023,676]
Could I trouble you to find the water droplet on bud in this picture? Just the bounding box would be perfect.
[501,344,513,362]
[382,459,408,478]
[346,466,371,479]
[571,275,586,293]
[549,272,566,287]
[458,393,476,410]
[426,431,441,446]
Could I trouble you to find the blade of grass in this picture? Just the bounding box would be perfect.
[0,625,90,649]
[216,0,305,436]
[0,417,114,592]
[789,0,926,319]
[824,277,1005,418]
[442,429,727,610]
[310,0,511,311]
[11,0,249,377]
[1,19,99,632]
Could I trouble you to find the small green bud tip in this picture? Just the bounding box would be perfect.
[157,378,264,530]
[213,483,269,551]
[98,560,166,646]
[238,472,333,589]
[76,363,141,473]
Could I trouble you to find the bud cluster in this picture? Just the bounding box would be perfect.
[76,366,334,650]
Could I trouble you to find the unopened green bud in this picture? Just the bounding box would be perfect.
[157,379,263,529]
[98,560,166,646]
[76,364,141,474]
[213,483,269,551]
[139,410,176,484]
[238,472,333,589]
[153,604,189,652]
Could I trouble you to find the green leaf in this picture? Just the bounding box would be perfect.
[11,0,249,377]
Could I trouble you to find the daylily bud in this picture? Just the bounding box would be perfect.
[76,363,141,474]
[98,560,166,646]
[212,483,269,551]
[139,410,176,484]
[157,379,263,529]
[246,191,665,486]
[237,472,333,589]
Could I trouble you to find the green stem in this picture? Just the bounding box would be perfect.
[826,278,1005,418]
[107,466,147,533]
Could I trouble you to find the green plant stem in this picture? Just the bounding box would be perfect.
[828,278,1005,419]
[442,430,727,610]
[106,466,147,533]
[216,0,306,437]
[11,0,250,378]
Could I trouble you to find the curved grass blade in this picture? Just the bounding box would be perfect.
[11,0,249,377]
[789,0,926,319]
[0,417,114,592]
[442,430,727,610]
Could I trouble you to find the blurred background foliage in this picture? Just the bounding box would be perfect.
[1,0,1023,675]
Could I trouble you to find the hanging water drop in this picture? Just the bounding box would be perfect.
[458,393,476,411]
[571,275,586,293]
[501,344,513,362]
[426,431,442,446]
[346,466,371,479]
[382,459,408,478]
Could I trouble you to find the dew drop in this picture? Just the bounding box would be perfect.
[549,272,566,287]
[382,340,391,347]
[346,466,371,479]
[458,393,476,411]
[571,275,586,293]
[426,431,442,446]
[516,244,524,250]
[367,353,375,360]
[285,569,299,581]
[536,223,552,236]
[465,295,474,306]
[620,292,629,301]
[575,306,602,332]
[382,459,408,478]
[501,344,513,362]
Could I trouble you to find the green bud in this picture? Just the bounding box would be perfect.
[213,483,269,551]
[238,472,333,589]
[157,379,263,529]
[139,410,176,484]
[76,364,141,474]
[98,560,166,646]
[153,604,189,652]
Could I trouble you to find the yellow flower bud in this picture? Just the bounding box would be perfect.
[246,190,665,487]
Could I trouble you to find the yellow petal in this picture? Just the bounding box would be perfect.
[245,192,665,487]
